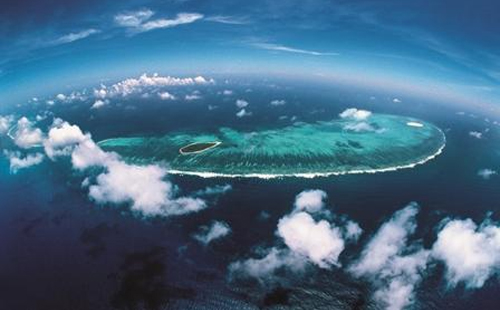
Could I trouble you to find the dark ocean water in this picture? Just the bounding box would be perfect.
[1,78,499,309]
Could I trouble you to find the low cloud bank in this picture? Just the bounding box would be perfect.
[47,74,214,107]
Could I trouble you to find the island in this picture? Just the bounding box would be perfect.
[179,141,221,154]
[98,114,446,178]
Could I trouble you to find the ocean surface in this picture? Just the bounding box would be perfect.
[1,78,499,309]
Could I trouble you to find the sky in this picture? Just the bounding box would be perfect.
[1,0,499,109]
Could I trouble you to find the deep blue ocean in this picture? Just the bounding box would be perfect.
[1,77,499,309]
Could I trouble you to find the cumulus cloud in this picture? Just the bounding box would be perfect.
[43,121,88,158]
[235,99,249,108]
[343,121,376,132]
[293,189,327,213]
[339,108,378,132]
[88,160,206,217]
[115,9,203,33]
[344,220,363,242]
[477,169,497,180]
[350,203,430,310]
[91,99,108,109]
[0,115,13,134]
[339,108,372,121]
[193,221,231,245]
[158,92,176,100]
[236,108,252,118]
[229,190,360,280]
[222,89,233,96]
[12,117,44,149]
[432,218,500,289]
[469,131,483,139]
[53,29,100,45]
[4,151,44,173]
[393,98,402,103]
[71,138,117,170]
[270,99,286,106]
[277,211,345,268]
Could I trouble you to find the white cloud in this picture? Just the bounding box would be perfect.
[0,115,13,134]
[339,108,377,132]
[114,9,154,27]
[350,203,430,310]
[139,13,203,32]
[194,184,232,196]
[91,99,108,109]
[235,99,249,108]
[205,15,250,25]
[270,99,286,106]
[229,189,360,280]
[185,93,202,101]
[252,42,339,56]
[277,211,345,268]
[43,121,88,158]
[4,151,44,173]
[228,248,307,282]
[193,221,231,245]
[222,89,233,96]
[53,29,100,45]
[71,138,117,170]
[477,169,497,180]
[293,189,327,213]
[13,117,44,149]
[88,160,207,217]
[158,92,176,100]
[339,108,372,121]
[94,87,107,99]
[236,108,252,118]
[469,131,483,139]
[343,121,376,132]
[116,9,203,33]
[56,93,66,101]
[344,220,363,242]
[432,218,500,289]
[393,98,402,103]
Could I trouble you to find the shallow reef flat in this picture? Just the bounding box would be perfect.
[98,114,446,178]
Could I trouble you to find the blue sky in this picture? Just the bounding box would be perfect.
[1,0,499,110]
